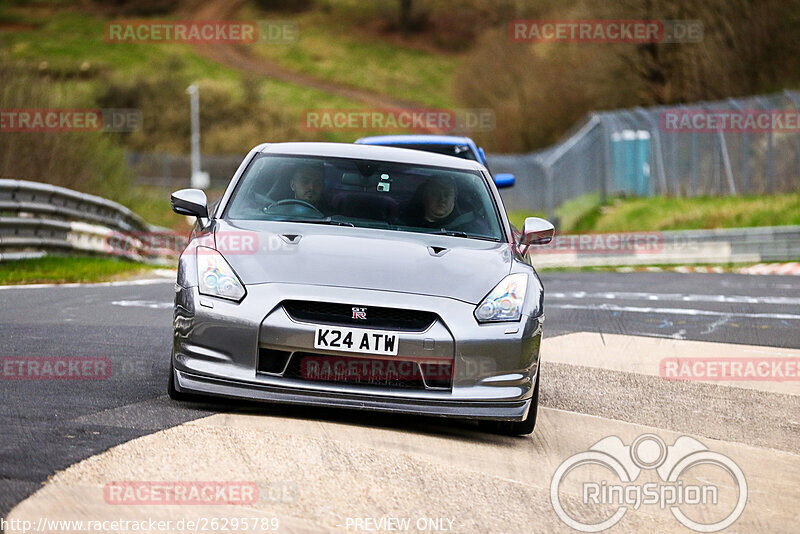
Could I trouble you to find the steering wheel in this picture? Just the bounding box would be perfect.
[264,198,323,217]
[449,210,477,229]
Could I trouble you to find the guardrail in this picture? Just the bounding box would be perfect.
[3,178,797,269]
[0,179,173,263]
[530,226,800,268]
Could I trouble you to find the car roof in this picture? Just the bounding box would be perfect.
[259,142,484,171]
[355,134,475,146]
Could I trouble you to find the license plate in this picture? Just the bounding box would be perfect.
[314,327,399,356]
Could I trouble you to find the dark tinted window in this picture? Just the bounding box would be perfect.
[225,154,502,241]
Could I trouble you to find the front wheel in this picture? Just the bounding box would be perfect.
[480,367,540,436]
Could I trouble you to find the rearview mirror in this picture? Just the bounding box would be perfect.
[493,173,515,188]
[518,217,554,254]
[171,189,209,218]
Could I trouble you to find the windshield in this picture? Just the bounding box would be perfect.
[379,143,478,161]
[225,154,504,241]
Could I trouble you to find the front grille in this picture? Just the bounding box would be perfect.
[283,352,448,390]
[282,300,437,332]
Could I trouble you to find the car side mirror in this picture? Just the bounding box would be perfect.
[493,173,515,188]
[518,217,554,254]
[171,189,209,218]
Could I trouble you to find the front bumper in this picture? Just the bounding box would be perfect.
[172,283,542,421]
[174,369,532,420]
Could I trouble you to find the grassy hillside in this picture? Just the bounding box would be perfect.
[508,192,800,233]
[1,2,469,155]
[571,193,800,233]
[243,3,461,109]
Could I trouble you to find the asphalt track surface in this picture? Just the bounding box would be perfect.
[1,272,798,531]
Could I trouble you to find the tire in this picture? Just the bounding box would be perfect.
[481,367,540,436]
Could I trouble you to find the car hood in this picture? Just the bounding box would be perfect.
[215,220,513,304]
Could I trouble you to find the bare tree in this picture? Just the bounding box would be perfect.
[399,0,414,32]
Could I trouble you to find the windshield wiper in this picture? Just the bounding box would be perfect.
[428,230,500,242]
[279,217,355,227]
[429,230,471,238]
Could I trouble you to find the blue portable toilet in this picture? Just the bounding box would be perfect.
[612,130,651,196]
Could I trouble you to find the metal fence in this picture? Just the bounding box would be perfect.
[128,152,243,189]
[129,90,800,219]
[488,90,800,217]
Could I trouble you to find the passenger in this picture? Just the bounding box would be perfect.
[406,175,458,228]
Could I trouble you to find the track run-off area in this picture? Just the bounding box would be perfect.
[1,271,798,533]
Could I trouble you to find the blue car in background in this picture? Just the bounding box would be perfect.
[355,135,515,189]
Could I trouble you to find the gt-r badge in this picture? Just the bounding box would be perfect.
[352,307,367,320]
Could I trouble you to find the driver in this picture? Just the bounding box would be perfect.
[289,162,328,212]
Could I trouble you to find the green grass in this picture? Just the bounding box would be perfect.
[507,210,547,231]
[509,192,800,233]
[571,193,800,233]
[120,185,233,231]
[3,4,467,153]
[2,9,369,151]
[553,193,602,232]
[121,186,191,231]
[508,193,602,233]
[246,6,460,109]
[5,11,239,81]
[0,255,162,285]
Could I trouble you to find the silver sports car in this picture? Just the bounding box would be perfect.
[169,142,554,435]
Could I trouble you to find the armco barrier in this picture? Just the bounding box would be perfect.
[530,226,800,268]
[0,179,173,263]
[3,179,797,268]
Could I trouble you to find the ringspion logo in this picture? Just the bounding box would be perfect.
[551,434,747,532]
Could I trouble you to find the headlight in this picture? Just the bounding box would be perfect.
[196,246,246,302]
[474,273,528,323]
